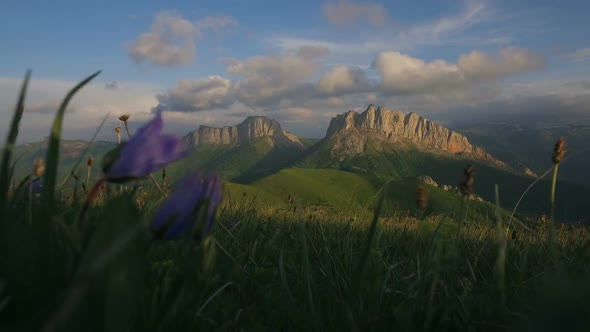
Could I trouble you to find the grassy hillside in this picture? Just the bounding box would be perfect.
[165,137,306,184]
[296,136,589,221]
[223,168,507,225]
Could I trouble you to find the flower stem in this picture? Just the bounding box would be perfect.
[124,121,131,139]
[549,164,559,257]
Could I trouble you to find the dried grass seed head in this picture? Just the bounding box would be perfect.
[416,186,428,210]
[459,164,476,196]
[551,137,566,165]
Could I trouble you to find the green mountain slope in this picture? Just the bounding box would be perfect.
[165,136,306,184]
[296,135,588,221]
[224,168,505,224]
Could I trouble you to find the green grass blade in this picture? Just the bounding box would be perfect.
[352,180,388,296]
[0,70,31,215]
[41,71,101,212]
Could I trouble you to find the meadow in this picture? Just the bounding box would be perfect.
[1,72,590,332]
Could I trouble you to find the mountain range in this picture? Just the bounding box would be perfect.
[8,104,590,222]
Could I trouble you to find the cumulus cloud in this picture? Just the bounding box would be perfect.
[227,53,319,106]
[323,1,387,27]
[153,76,234,112]
[128,11,238,67]
[373,47,544,95]
[317,65,369,95]
[458,47,545,81]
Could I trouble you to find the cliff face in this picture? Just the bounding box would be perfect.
[326,105,506,166]
[184,116,303,148]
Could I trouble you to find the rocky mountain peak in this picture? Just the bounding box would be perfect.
[184,116,303,148]
[326,104,507,166]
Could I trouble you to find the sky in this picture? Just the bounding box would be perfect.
[1,0,590,142]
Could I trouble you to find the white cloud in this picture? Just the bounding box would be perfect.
[128,11,238,67]
[458,47,545,80]
[323,1,387,27]
[0,76,159,143]
[128,11,197,67]
[373,47,544,95]
[227,52,319,106]
[564,48,590,62]
[317,65,369,94]
[153,76,234,112]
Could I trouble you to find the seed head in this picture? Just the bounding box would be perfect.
[33,158,45,177]
[87,156,94,167]
[551,137,566,165]
[118,114,130,122]
[459,164,476,196]
[416,186,428,210]
[115,127,122,134]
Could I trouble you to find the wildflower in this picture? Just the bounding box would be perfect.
[551,137,565,164]
[28,178,43,195]
[459,165,476,196]
[102,111,186,183]
[416,185,428,210]
[87,156,94,167]
[151,172,222,241]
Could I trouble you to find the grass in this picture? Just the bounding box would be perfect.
[2,72,590,331]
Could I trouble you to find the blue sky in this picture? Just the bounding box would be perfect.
[1,0,590,141]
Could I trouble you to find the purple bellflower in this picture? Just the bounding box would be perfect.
[103,111,186,183]
[151,172,223,241]
[27,178,43,195]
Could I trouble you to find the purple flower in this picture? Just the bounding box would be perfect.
[104,111,186,182]
[151,172,223,240]
[27,179,43,194]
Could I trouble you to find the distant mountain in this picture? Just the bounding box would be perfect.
[454,122,590,187]
[10,139,115,181]
[167,116,306,183]
[323,104,508,167]
[183,116,303,149]
[298,105,516,175]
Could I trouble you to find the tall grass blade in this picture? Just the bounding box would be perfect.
[41,71,101,213]
[494,184,506,308]
[0,70,31,215]
[352,180,388,296]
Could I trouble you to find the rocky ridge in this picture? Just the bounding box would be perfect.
[184,116,303,148]
[326,105,507,167]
